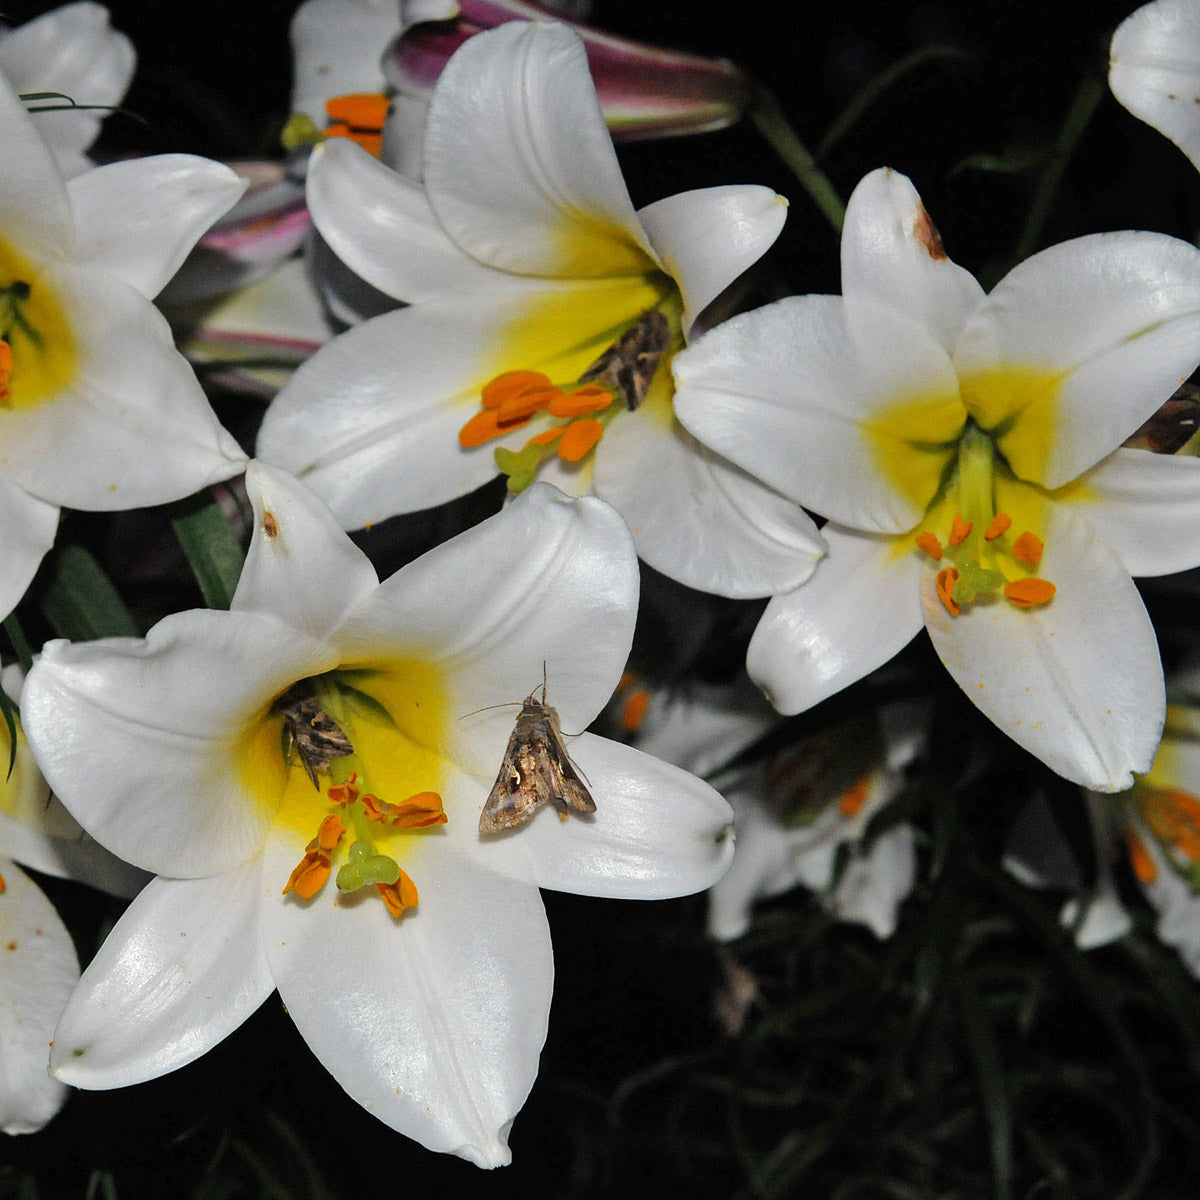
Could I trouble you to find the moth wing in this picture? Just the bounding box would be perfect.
[541,718,596,818]
[478,726,551,834]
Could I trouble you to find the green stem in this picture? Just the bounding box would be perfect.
[1013,75,1104,264]
[749,84,845,234]
[3,612,33,674]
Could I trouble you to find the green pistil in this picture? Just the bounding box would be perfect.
[951,424,1004,607]
[495,385,623,494]
[335,838,401,892]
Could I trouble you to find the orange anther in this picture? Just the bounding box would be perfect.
[621,688,651,733]
[0,870,6,894]
[481,370,554,410]
[984,513,1012,541]
[390,791,448,828]
[325,93,390,128]
[1125,826,1157,883]
[1003,577,1055,608]
[497,386,560,423]
[377,869,419,917]
[838,776,870,818]
[324,126,383,156]
[557,418,604,462]
[948,515,972,547]
[1013,531,1044,567]
[316,813,346,852]
[914,531,943,560]
[327,775,359,806]
[547,386,613,417]
[459,409,527,448]
[936,567,960,616]
[360,792,386,822]
[283,850,331,900]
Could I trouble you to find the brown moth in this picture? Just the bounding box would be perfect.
[280,692,354,788]
[1124,382,1200,454]
[478,681,595,834]
[579,309,671,411]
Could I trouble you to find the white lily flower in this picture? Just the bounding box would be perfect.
[21,463,733,1167]
[0,71,247,621]
[0,665,144,1135]
[674,166,1200,791]
[0,2,134,179]
[1110,0,1200,174]
[258,21,825,600]
[706,707,923,942]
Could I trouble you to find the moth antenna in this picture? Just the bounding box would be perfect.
[458,700,522,720]
[542,660,548,706]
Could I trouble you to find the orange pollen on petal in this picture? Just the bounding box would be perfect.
[838,775,871,818]
[0,870,6,894]
[1003,578,1055,608]
[557,418,605,463]
[546,386,613,418]
[1013,531,1045,567]
[459,408,529,448]
[936,567,960,616]
[984,513,1012,541]
[316,813,346,852]
[948,515,973,547]
[377,869,419,917]
[481,370,555,410]
[915,531,943,560]
[1126,826,1157,883]
[283,850,332,900]
[621,688,651,733]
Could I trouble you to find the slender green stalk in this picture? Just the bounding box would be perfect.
[1014,75,1104,263]
[749,84,845,233]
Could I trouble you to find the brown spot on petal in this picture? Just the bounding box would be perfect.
[263,511,279,538]
[913,205,947,259]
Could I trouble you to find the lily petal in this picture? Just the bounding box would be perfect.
[290,0,402,125]
[1073,446,1200,576]
[840,167,985,351]
[0,472,58,621]
[0,268,246,510]
[422,22,653,278]
[50,862,273,1087]
[234,461,380,641]
[0,858,77,1134]
[954,231,1200,487]
[337,483,637,776]
[674,293,961,534]
[306,138,518,303]
[264,831,551,1167]
[921,504,1165,791]
[637,185,787,335]
[1110,0,1200,174]
[0,1,134,178]
[484,732,734,899]
[67,156,247,299]
[593,396,826,598]
[257,298,540,526]
[747,524,924,715]
[23,610,337,876]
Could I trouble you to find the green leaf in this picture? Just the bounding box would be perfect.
[170,491,246,610]
[0,679,17,781]
[40,545,139,640]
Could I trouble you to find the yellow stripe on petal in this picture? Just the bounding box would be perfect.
[864,390,964,516]
[0,238,76,411]
[959,366,1065,483]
